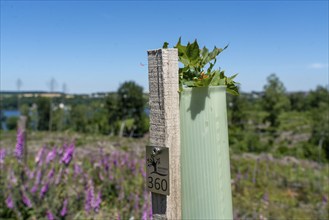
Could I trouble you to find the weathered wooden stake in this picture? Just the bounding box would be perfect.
[147,49,181,219]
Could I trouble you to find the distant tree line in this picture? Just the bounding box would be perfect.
[1,75,329,161]
[1,81,149,137]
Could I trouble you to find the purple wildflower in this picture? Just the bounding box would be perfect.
[10,170,17,185]
[55,168,63,185]
[134,194,140,210]
[0,148,6,164]
[6,195,14,209]
[46,147,57,164]
[46,210,54,220]
[30,185,38,194]
[15,129,24,160]
[262,192,269,203]
[142,204,148,220]
[35,146,45,165]
[61,143,75,165]
[35,169,42,185]
[60,199,68,217]
[25,167,35,180]
[92,191,102,212]
[58,143,67,156]
[74,163,82,177]
[148,204,152,219]
[99,173,104,181]
[323,195,328,204]
[40,183,49,198]
[22,193,32,208]
[47,168,55,179]
[140,166,146,178]
[85,181,94,213]
[103,156,110,171]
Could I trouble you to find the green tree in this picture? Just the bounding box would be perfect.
[307,86,329,109]
[309,86,329,161]
[262,74,290,130]
[117,81,145,137]
[70,104,89,133]
[105,94,120,135]
[36,97,50,130]
[228,92,248,129]
[288,92,307,111]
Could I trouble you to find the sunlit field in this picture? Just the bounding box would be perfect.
[1,131,328,219]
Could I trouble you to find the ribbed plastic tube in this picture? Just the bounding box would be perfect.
[180,86,233,219]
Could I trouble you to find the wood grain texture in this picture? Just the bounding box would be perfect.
[147,49,181,220]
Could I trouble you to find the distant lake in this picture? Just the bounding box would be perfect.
[1,110,20,130]
[2,110,20,117]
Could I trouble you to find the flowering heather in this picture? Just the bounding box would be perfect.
[0,148,6,164]
[22,193,32,208]
[61,143,75,165]
[6,195,14,209]
[46,147,57,164]
[46,210,54,220]
[15,129,24,160]
[60,199,68,217]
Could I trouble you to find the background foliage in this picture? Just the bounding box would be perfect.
[1,73,329,219]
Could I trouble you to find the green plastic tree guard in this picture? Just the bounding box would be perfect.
[180,86,233,219]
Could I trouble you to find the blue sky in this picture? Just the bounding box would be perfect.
[1,1,328,93]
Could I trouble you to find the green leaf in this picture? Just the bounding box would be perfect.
[172,38,239,94]
[207,59,216,74]
[201,46,209,58]
[180,57,190,66]
[208,47,221,60]
[175,37,187,58]
[186,40,200,62]
[226,86,239,96]
[209,71,220,86]
[229,73,238,80]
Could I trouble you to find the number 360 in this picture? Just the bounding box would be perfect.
[148,177,167,191]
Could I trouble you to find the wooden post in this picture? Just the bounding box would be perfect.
[147,49,181,219]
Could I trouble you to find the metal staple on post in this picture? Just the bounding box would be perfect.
[147,49,181,219]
